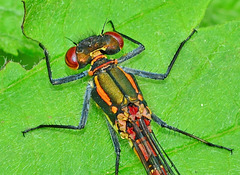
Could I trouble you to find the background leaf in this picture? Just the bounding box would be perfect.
[0,0,239,174]
[200,0,240,27]
[0,0,42,70]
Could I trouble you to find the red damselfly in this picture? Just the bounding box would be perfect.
[22,21,232,175]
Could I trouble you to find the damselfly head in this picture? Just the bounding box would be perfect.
[65,32,124,70]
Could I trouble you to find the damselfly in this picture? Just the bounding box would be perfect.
[22,21,232,175]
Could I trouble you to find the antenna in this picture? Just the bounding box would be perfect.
[101,18,108,35]
[65,37,77,45]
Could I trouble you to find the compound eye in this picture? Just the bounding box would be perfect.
[104,31,124,49]
[65,46,79,69]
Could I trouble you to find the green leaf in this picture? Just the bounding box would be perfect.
[0,0,42,70]
[1,0,239,174]
[201,0,240,27]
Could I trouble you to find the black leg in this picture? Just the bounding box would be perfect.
[39,43,88,85]
[107,20,145,64]
[151,113,233,153]
[106,118,121,175]
[120,66,167,80]
[22,83,92,136]
[121,29,197,80]
[77,83,92,128]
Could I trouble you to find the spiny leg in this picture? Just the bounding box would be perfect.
[151,113,233,153]
[22,83,92,136]
[106,118,121,175]
[39,43,88,85]
[121,29,197,80]
[107,20,145,64]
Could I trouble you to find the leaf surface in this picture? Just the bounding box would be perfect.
[0,0,239,174]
